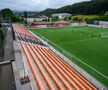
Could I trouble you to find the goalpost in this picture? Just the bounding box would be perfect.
[101,32,108,38]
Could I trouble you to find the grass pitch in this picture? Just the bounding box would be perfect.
[31,26,108,86]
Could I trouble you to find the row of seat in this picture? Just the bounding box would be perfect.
[13,24,32,37]
[12,23,97,90]
[12,23,46,46]
[20,42,97,90]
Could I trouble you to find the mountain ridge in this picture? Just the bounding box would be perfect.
[40,0,108,16]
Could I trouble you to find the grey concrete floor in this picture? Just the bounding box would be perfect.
[0,27,16,90]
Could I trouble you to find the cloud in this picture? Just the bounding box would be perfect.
[0,0,90,11]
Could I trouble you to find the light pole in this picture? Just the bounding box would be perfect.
[0,12,4,60]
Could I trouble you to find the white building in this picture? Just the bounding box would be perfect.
[99,21,108,28]
[26,14,48,23]
[52,13,71,19]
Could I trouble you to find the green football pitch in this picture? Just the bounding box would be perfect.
[31,26,108,86]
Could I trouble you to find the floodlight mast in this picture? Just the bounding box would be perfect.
[0,12,4,60]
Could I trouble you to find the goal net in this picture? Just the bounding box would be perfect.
[101,32,108,38]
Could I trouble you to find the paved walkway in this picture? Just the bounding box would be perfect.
[0,27,16,90]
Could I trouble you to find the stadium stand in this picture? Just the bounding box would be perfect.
[12,23,97,90]
[12,23,45,46]
[20,42,97,90]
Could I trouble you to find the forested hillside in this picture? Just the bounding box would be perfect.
[0,8,20,22]
[40,0,108,16]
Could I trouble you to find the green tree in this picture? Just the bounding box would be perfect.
[73,17,78,21]
[105,11,108,16]
[40,0,108,16]
[47,18,50,21]
[64,17,68,21]
[0,8,20,22]
[11,15,20,22]
[1,8,13,18]
[0,23,2,28]
[68,16,72,20]
[23,11,28,24]
[52,16,59,21]
[24,11,28,18]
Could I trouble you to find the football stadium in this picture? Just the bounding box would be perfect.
[0,0,108,90]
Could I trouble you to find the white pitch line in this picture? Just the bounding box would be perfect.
[51,41,108,80]
[75,57,108,80]
[58,38,97,44]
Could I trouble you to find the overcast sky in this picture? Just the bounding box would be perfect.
[0,0,90,11]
